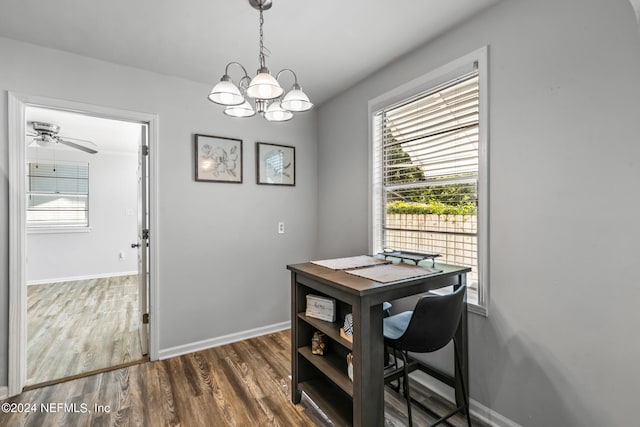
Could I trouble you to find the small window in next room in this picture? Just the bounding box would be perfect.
[370,47,488,314]
[27,161,90,230]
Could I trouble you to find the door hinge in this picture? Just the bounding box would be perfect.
[142,145,149,156]
[142,229,149,239]
[142,313,149,324]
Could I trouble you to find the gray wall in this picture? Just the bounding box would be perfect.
[0,37,318,384]
[317,0,640,425]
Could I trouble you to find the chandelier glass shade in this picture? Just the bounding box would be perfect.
[208,76,244,106]
[246,69,284,100]
[224,100,256,118]
[208,0,313,122]
[264,101,294,122]
[281,83,313,112]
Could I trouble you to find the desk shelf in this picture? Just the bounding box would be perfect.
[299,378,352,427]
[298,345,353,397]
[297,312,353,351]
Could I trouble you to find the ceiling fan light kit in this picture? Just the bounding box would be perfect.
[208,0,313,122]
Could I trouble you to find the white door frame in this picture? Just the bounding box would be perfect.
[7,92,160,396]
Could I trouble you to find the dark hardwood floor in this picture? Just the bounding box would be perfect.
[1,331,486,426]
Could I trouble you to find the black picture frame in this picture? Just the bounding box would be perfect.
[194,134,243,183]
[256,142,296,186]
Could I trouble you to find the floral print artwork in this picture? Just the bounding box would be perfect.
[200,143,239,178]
[195,135,242,183]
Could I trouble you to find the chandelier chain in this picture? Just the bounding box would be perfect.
[259,8,265,68]
[257,7,272,69]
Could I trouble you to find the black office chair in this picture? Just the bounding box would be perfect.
[383,285,471,427]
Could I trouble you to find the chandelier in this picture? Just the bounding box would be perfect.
[208,0,313,122]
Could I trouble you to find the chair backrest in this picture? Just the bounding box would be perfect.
[394,285,466,353]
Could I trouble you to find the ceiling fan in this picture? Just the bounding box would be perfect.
[27,121,98,154]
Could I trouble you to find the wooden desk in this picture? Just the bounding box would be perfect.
[288,261,470,427]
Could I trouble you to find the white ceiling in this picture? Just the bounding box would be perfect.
[0,0,500,106]
[26,107,142,154]
[6,0,501,151]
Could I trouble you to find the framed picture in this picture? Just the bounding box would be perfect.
[256,142,295,186]
[194,134,242,183]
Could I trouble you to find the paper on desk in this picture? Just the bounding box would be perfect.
[311,255,390,271]
[345,263,442,283]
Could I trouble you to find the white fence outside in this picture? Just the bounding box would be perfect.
[385,213,478,289]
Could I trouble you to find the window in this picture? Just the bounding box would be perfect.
[370,48,488,314]
[27,161,90,229]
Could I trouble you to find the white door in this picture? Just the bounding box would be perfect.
[134,124,149,355]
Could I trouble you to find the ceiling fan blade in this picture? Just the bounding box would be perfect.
[58,135,98,148]
[58,138,98,154]
[26,131,38,137]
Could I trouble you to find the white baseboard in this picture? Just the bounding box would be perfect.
[158,321,291,360]
[0,386,8,400]
[27,271,138,286]
[411,371,521,427]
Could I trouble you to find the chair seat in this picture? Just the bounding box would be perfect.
[383,310,412,341]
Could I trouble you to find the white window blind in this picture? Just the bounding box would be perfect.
[374,73,480,298]
[27,162,89,228]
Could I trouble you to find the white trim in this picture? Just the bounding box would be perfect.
[367,46,490,316]
[158,321,291,360]
[8,92,160,397]
[8,92,27,398]
[411,371,521,427]
[476,46,490,317]
[0,386,8,400]
[27,271,138,286]
[147,112,160,363]
[368,47,487,113]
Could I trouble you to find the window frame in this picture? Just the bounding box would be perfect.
[368,46,489,316]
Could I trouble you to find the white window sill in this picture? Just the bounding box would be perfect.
[430,285,488,317]
[468,302,488,317]
[27,227,92,235]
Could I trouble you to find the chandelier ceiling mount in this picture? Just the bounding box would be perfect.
[249,0,272,11]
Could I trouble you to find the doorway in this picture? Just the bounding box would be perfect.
[8,93,159,395]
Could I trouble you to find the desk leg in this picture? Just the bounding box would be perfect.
[290,273,302,404]
[352,299,384,427]
[454,274,469,407]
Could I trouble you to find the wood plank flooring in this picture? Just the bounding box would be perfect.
[27,275,144,386]
[3,331,488,426]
